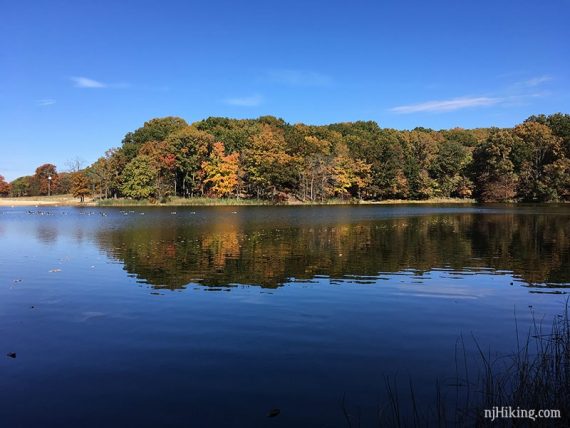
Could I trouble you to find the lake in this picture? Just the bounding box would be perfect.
[1,204,569,427]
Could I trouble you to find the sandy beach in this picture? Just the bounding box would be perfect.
[0,196,93,207]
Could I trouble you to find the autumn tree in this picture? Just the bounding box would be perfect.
[512,122,564,201]
[542,158,570,201]
[440,127,486,147]
[369,137,409,200]
[297,134,333,201]
[139,140,177,200]
[57,172,73,194]
[525,113,570,157]
[429,140,473,197]
[165,127,213,196]
[78,113,569,203]
[400,131,439,199]
[324,121,405,200]
[0,175,11,196]
[103,148,128,198]
[89,155,114,199]
[201,142,239,197]
[472,131,518,202]
[71,171,91,202]
[194,117,261,153]
[243,125,294,199]
[33,164,59,196]
[330,144,372,199]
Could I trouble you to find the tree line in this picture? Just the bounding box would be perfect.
[1,113,569,203]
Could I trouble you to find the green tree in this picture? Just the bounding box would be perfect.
[121,117,188,161]
[120,156,158,199]
[194,117,261,153]
[10,176,31,197]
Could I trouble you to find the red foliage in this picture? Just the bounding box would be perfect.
[0,175,11,196]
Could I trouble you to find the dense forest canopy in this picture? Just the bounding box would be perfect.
[4,113,570,203]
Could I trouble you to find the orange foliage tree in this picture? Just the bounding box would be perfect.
[71,171,91,202]
[0,175,11,196]
[33,164,59,195]
[201,142,239,197]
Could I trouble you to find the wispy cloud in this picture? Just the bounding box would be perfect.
[518,75,552,87]
[70,76,131,89]
[266,69,333,87]
[70,76,107,88]
[223,94,263,107]
[36,99,56,106]
[390,96,502,114]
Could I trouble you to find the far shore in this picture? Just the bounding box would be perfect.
[0,195,478,207]
[0,195,94,207]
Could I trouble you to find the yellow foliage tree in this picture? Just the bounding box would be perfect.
[202,142,239,197]
[331,152,372,199]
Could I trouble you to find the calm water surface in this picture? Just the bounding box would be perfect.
[0,205,569,427]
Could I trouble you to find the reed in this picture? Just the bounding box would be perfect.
[342,300,569,427]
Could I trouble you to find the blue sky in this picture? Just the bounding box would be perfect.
[1,0,569,180]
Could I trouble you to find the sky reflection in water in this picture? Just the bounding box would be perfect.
[0,205,568,427]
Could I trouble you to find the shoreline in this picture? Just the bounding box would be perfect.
[2,196,568,208]
[0,196,92,207]
[0,196,477,207]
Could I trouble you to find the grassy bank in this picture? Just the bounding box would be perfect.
[95,196,475,207]
[96,196,272,207]
[1,195,477,207]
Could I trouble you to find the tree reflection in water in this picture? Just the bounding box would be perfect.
[94,210,570,289]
